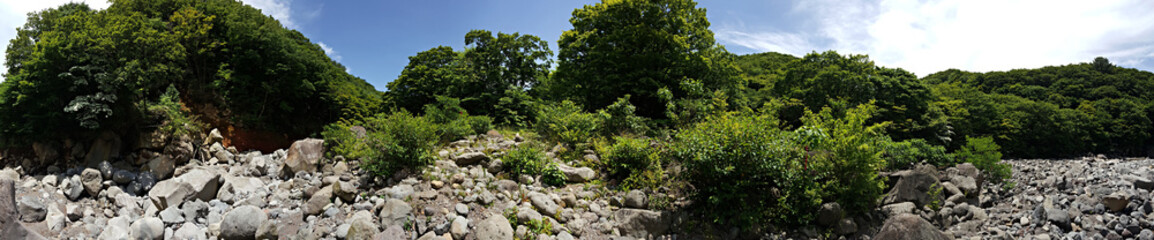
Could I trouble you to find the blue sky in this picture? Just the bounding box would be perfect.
[3,0,1154,91]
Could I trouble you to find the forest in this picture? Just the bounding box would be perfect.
[4,0,1153,228]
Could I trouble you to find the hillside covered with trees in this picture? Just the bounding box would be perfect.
[3,0,1154,237]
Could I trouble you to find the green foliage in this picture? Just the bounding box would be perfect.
[464,115,494,136]
[144,85,205,138]
[798,104,889,217]
[422,96,494,142]
[385,30,551,126]
[957,136,1011,183]
[595,136,665,189]
[504,144,565,186]
[881,138,954,170]
[322,111,439,177]
[553,0,739,119]
[534,101,602,148]
[0,0,383,145]
[598,96,649,136]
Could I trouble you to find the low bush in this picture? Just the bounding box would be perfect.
[424,96,494,142]
[599,95,649,136]
[957,136,1011,182]
[798,104,888,216]
[322,110,439,177]
[503,144,566,186]
[535,100,602,148]
[143,85,205,139]
[881,138,954,170]
[596,136,665,190]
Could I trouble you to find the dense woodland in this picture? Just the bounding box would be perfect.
[5,0,1154,228]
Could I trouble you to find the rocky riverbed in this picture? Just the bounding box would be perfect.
[0,129,1152,239]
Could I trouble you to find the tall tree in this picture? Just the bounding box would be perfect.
[553,0,738,119]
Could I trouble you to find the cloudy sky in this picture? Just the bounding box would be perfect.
[2,0,1152,90]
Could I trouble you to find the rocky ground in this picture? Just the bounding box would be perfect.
[0,128,1152,239]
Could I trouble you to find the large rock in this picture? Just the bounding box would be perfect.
[0,178,47,239]
[178,168,222,202]
[882,168,941,207]
[475,214,514,240]
[147,156,176,180]
[614,209,672,238]
[378,199,412,227]
[333,181,357,203]
[528,192,559,217]
[304,187,331,217]
[80,168,103,196]
[216,176,265,204]
[1102,193,1131,212]
[85,131,122,164]
[817,202,844,226]
[346,211,379,240]
[220,205,266,240]
[557,164,596,183]
[149,180,195,211]
[873,214,950,240]
[173,222,206,240]
[16,197,45,222]
[129,217,164,240]
[454,152,489,165]
[881,202,916,217]
[624,190,647,209]
[62,175,84,201]
[281,138,325,177]
[450,216,469,239]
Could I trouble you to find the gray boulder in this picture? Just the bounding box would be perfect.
[528,192,560,217]
[379,198,412,227]
[63,175,83,201]
[177,168,223,202]
[220,205,267,240]
[455,152,489,165]
[129,217,164,240]
[81,168,103,196]
[450,216,469,239]
[173,222,206,240]
[557,163,596,183]
[281,138,325,177]
[333,181,357,203]
[475,214,514,240]
[614,209,672,238]
[16,196,46,222]
[624,190,647,209]
[0,179,47,239]
[149,180,194,211]
[817,202,843,226]
[216,176,265,204]
[882,168,941,207]
[873,214,949,240]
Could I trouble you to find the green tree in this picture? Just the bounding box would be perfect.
[553,0,739,119]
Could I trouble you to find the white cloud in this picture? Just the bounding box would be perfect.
[717,0,1154,76]
[237,0,296,29]
[317,42,342,62]
[0,0,112,80]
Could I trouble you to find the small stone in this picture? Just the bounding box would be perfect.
[431,180,445,189]
[112,169,136,184]
[475,214,514,240]
[129,217,165,240]
[817,202,844,226]
[220,205,267,240]
[160,206,186,224]
[451,216,469,239]
[624,190,647,209]
[81,168,103,196]
[455,203,469,215]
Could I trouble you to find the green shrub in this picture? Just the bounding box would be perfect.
[423,96,494,142]
[596,136,665,189]
[881,138,955,170]
[323,110,439,177]
[599,95,649,136]
[673,112,816,227]
[464,115,493,135]
[535,100,602,148]
[144,85,205,139]
[425,96,467,124]
[799,104,889,216]
[957,136,1010,182]
[504,144,566,186]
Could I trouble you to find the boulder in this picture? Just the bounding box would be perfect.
[62,175,83,201]
[80,168,103,196]
[451,216,469,239]
[128,217,164,240]
[1125,175,1154,191]
[528,192,559,217]
[882,168,941,207]
[85,131,122,164]
[220,205,266,240]
[203,128,224,146]
[454,152,489,165]
[216,176,265,204]
[333,181,357,203]
[1102,193,1131,212]
[178,167,222,202]
[16,197,45,222]
[873,214,950,240]
[173,222,206,240]
[281,138,325,177]
[817,202,844,226]
[378,199,412,227]
[614,209,672,238]
[0,178,47,239]
[147,156,175,180]
[475,214,514,240]
[304,187,331,217]
[346,211,379,240]
[557,164,596,183]
[624,190,647,209]
[112,169,136,185]
[149,180,195,211]
[882,202,916,217]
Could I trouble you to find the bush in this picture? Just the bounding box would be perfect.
[535,100,602,148]
[322,110,439,177]
[504,144,565,186]
[424,96,494,142]
[464,115,493,135]
[957,136,1010,183]
[599,95,649,136]
[144,85,205,139]
[673,112,816,227]
[674,104,889,228]
[596,136,664,190]
[881,138,954,170]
